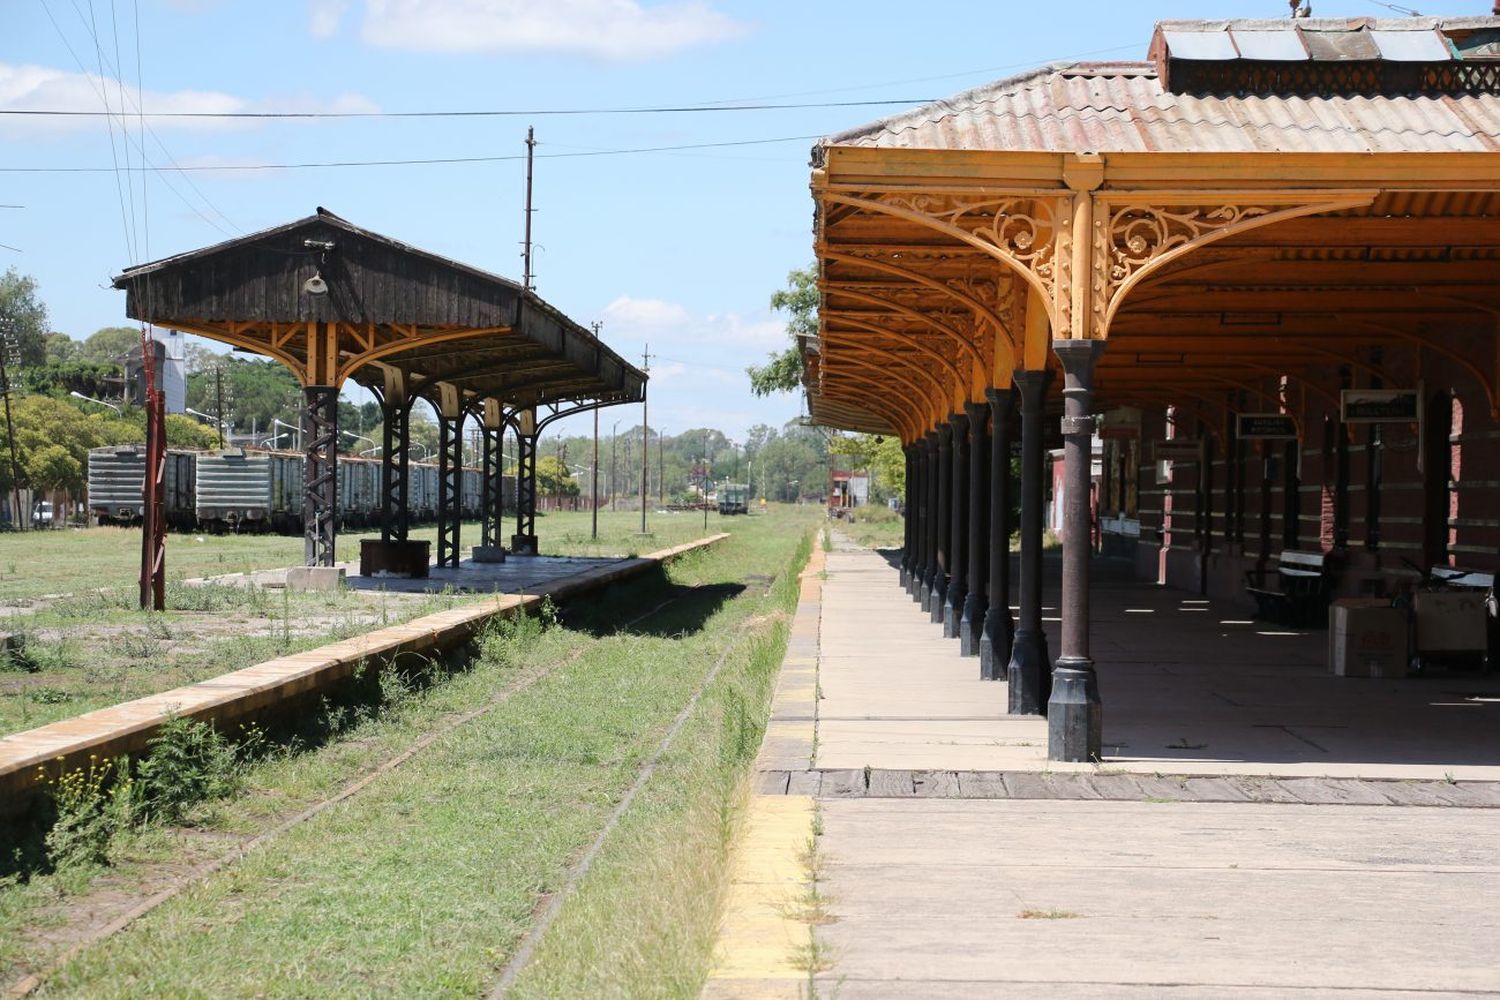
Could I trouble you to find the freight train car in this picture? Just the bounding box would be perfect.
[91,445,508,534]
[86,446,197,528]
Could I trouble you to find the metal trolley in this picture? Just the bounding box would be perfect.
[1404,565,1496,674]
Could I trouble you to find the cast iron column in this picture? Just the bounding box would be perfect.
[1007,370,1052,713]
[918,432,938,605]
[943,411,971,637]
[437,408,464,568]
[512,427,539,555]
[960,399,990,656]
[900,444,914,591]
[379,395,410,543]
[1047,340,1105,762]
[980,387,1016,678]
[301,385,338,567]
[481,423,503,549]
[929,420,954,623]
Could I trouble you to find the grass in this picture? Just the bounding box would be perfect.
[0,583,466,738]
[4,505,820,998]
[0,508,768,739]
[0,508,748,604]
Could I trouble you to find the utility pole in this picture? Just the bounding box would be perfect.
[522,126,536,291]
[139,328,165,610]
[658,432,664,506]
[640,343,650,534]
[704,430,711,532]
[0,323,22,531]
[591,319,602,539]
[212,364,230,448]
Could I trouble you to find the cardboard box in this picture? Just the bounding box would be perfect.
[1329,600,1408,678]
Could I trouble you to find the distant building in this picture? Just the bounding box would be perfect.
[123,329,185,413]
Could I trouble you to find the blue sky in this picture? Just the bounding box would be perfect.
[1,0,1447,440]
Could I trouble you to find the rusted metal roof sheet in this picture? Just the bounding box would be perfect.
[821,62,1500,155]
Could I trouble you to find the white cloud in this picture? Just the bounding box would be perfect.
[0,63,243,136]
[0,63,380,138]
[602,295,785,350]
[309,0,352,38]
[358,0,747,60]
[602,295,690,328]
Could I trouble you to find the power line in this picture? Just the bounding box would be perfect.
[0,97,935,120]
[39,0,238,236]
[0,132,825,173]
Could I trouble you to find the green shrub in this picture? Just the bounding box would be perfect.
[136,717,253,824]
[40,756,136,870]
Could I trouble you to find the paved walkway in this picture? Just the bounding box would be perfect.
[703,535,1500,999]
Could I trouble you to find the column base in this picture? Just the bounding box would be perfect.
[1047,657,1102,762]
[959,594,985,657]
[1006,627,1050,715]
[942,585,966,639]
[899,562,911,591]
[916,571,931,605]
[928,571,948,623]
[978,607,1014,681]
[510,534,539,556]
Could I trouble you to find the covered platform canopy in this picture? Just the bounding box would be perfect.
[114,208,645,566]
[807,16,1500,762]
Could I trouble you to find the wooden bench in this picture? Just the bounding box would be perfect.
[1245,550,1334,626]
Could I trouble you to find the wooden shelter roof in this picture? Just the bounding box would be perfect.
[113,208,645,409]
[809,17,1500,441]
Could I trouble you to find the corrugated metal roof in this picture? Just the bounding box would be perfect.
[821,62,1500,155]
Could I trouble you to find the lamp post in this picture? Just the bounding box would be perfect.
[610,419,621,512]
[69,391,122,414]
[185,406,230,447]
[272,417,300,452]
[341,429,378,455]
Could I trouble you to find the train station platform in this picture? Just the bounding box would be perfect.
[190,552,630,596]
[1,535,728,810]
[703,534,1500,999]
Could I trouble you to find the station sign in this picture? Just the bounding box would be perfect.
[1099,407,1142,441]
[1152,440,1201,463]
[1236,413,1299,440]
[1341,389,1419,424]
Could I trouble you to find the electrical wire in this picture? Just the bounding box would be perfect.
[37,0,239,236]
[0,132,826,173]
[1,97,934,120]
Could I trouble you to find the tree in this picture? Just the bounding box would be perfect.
[77,326,143,366]
[830,432,906,500]
[43,332,80,364]
[536,455,579,497]
[747,265,817,397]
[164,414,220,450]
[26,443,82,496]
[0,269,50,366]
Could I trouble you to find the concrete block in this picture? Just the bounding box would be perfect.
[471,545,507,564]
[868,770,915,798]
[820,768,868,797]
[286,566,346,592]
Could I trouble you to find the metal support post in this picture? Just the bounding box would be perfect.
[380,395,410,542]
[302,384,339,567]
[918,432,938,605]
[905,444,921,597]
[929,421,953,623]
[437,406,464,568]
[943,411,970,638]
[481,423,503,549]
[1007,369,1053,714]
[900,445,914,591]
[1047,340,1105,763]
[960,399,990,656]
[980,387,1016,679]
[512,409,539,555]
